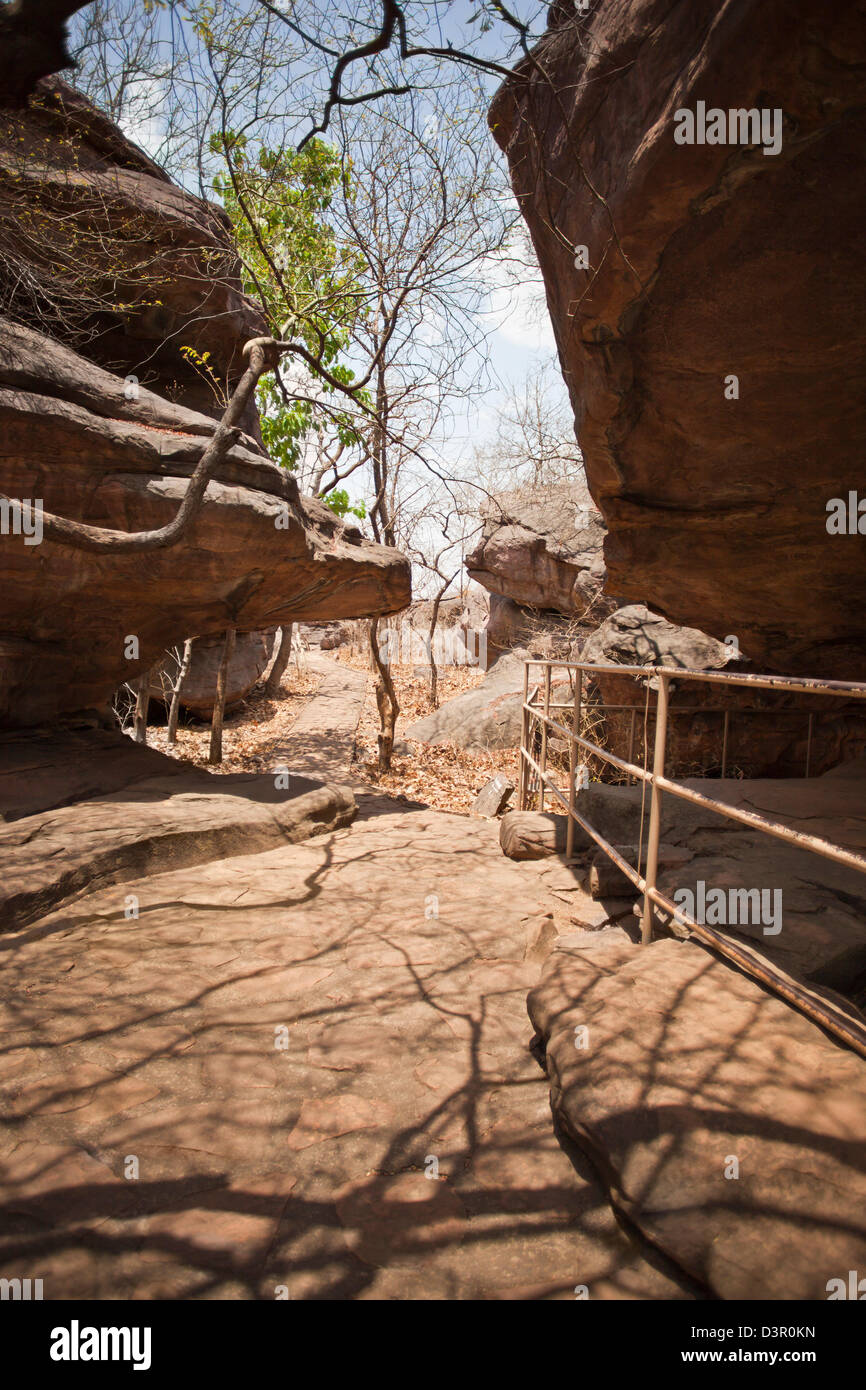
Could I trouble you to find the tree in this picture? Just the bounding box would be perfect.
[209,626,235,763]
[167,637,195,743]
[368,616,400,771]
[47,1,550,760]
[406,493,484,706]
[471,359,585,492]
[200,76,515,765]
[264,624,292,697]
[210,129,372,517]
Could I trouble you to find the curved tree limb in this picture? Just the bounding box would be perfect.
[1,336,281,554]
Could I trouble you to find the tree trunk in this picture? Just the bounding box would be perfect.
[133,678,150,745]
[167,637,195,744]
[369,616,399,772]
[132,662,160,744]
[209,627,236,765]
[264,624,293,697]
[427,592,447,710]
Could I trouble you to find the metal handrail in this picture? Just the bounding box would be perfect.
[518,658,866,1058]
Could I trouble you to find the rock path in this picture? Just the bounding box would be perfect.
[269,652,368,783]
[0,658,690,1300]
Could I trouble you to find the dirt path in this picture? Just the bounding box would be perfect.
[0,659,691,1300]
[268,651,368,783]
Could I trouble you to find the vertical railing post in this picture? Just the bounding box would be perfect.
[566,667,583,860]
[721,709,730,779]
[538,663,552,812]
[641,673,669,946]
[519,661,529,810]
[627,708,636,786]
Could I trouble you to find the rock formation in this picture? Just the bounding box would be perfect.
[148,631,276,719]
[0,729,357,930]
[299,621,349,652]
[406,649,571,752]
[529,928,866,1299]
[0,87,410,729]
[489,0,866,677]
[580,606,866,778]
[0,78,266,428]
[466,482,613,658]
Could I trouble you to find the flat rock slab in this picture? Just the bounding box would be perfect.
[0,786,688,1300]
[0,748,356,932]
[528,932,866,1299]
[567,771,866,999]
[0,727,190,822]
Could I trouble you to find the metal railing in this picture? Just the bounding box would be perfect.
[518,659,866,1058]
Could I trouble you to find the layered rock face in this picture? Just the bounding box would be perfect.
[0,318,409,727]
[490,0,866,678]
[466,483,614,657]
[0,89,410,728]
[0,79,264,427]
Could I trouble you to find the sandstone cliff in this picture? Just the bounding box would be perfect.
[490,0,866,678]
[0,83,410,728]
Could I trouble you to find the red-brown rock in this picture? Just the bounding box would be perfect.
[0,79,266,425]
[0,317,409,727]
[490,1,866,677]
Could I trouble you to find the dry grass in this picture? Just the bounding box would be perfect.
[335,648,520,814]
[143,644,522,814]
[145,661,323,775]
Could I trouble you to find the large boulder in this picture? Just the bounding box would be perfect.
[0,79,265,428]
[0,83,410,729]
[467,483,608,615]
[148,630,276,718]
[299,621,348,652]
[0,318,409,727]
[529,931,866,1299]
[466,483,615,659]
[581,604,736,675]
[406,649,571,752]
[490,1,866,678]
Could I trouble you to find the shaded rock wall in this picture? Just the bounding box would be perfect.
[490,0,866,677]
[581,605,866,779]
